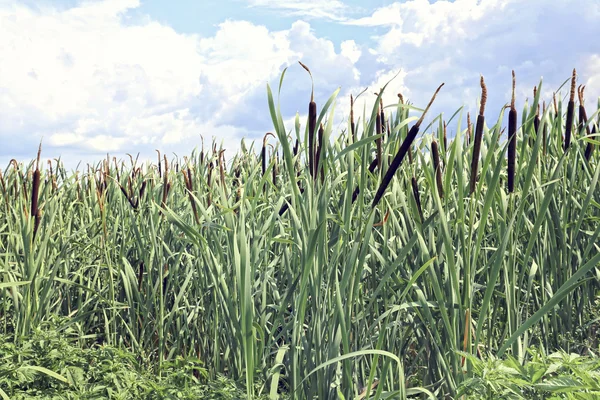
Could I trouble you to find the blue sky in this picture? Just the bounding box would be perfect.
[1,0,599,169]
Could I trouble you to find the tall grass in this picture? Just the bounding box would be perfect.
[1,65,599,399]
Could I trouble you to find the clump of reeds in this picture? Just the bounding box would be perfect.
[372,83,444,208]
[507,70,517,193]
[469,76,487,195]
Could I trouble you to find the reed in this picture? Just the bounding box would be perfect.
[432,139,444,198]
[350,94,355,142]
[411,176,423,222]
[372,83,444,208]
[2,67,598,400]
[564,68,576,150]
[507,70,517,193]
[578,85,595,161]
[31,144,42,239]
[299,61,317,181]
[469,76,487,195]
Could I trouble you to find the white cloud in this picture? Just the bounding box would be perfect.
[0,1,363,168]
[244,0,348,20]
[341,40,361,65]
[343,0,600,132]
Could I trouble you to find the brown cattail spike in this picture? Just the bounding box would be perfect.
[31,143,42,239]
[379,92,385,138]
[564,68,577,150]
[376,107,383,168]
[443,121,448,154]
[315,123,325,183]
[350,94,355,142]
[469,76,486,195]
[507,71,517,193]
[533,87,541,149]
[479,75,487,116]
[542,101,547,155]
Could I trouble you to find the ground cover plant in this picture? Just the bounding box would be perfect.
[0,64,599,399]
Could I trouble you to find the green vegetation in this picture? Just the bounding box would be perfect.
[0,317,270,399]
[0,64,599,399]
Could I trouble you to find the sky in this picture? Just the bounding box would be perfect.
[1,0,599,170]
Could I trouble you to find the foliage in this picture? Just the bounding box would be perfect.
[457,347,600,399]
[0,65,599,399]
[0,318,270,399]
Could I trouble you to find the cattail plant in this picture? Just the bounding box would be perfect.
[442,121,448,154]
[469,76,487,195]
[533,87,540,142]
[564,68,576,150]
[350,94,356,142]
[376,108,383,168]
[315,123,325,184]
[372,83,444,208]
[542,101,548,155]
[161,155,170,209]
[299,61,317,182]
[157,150,162,178]
[411,176,423,222]
[379,93,386,140]
[431,139,444,198]
[272,149,278,187]
[578,85,595,161]
[507,70,517,193]
[31,144,42,240]
[182,166,199,224]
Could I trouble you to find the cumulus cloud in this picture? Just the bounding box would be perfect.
[0,1,360,168]
[244,0,349,21]
[344,0,600,134]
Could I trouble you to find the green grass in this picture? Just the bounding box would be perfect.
[0,65,599,399]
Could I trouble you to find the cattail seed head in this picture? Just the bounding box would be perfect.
[469,76,486,195]
[507,71,517,193]
[350,94,356,142]
[479,75,487,116]
[564,68,577,150]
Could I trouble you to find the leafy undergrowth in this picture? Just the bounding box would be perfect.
[457,348,600,399]
[0,322,274,400]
